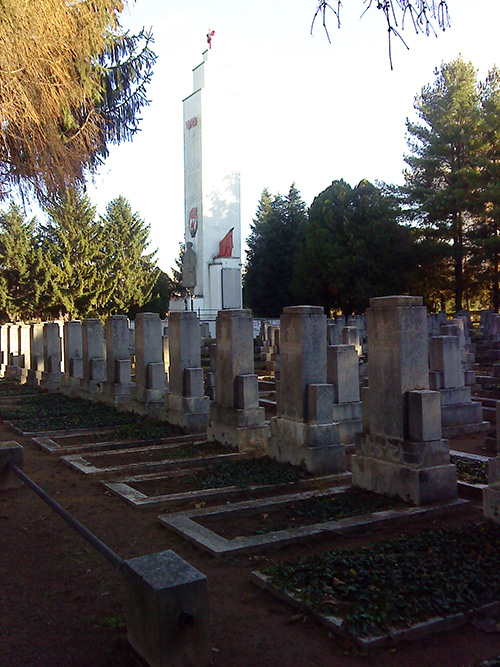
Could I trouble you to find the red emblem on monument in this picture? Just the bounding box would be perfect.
[189,208,198,237]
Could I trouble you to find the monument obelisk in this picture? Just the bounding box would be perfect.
[173,36,242,332]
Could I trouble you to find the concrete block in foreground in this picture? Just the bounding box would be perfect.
[123,550,210,667]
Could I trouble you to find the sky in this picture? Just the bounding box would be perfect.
[44,1,500,272]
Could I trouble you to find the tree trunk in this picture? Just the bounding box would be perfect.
[454,214,463,313]
[494,252,499,313]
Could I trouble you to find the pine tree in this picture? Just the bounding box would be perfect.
[0,205,36,321]
[42,188,106,318]
[403,57,483,311]
[244,185,307,317]
[98,196,158,316]
[0,0,156,200]
[472,67,500,311]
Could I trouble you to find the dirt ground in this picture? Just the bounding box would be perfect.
[2,419,500,667]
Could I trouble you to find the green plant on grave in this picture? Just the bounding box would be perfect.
[253,488,407,536]
[263,522,500,638]
[189,457,309,490]
[451,454,488,485]
[0,392,139,430]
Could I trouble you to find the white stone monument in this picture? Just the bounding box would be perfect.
[170,44,242,333]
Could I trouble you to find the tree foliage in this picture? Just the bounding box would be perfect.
[244,185,307,317]
[402,56,500,312]
[403,57,481,312]
[0,204,36,320]
[292,179,413,316]
[0,0,156,200]
[97,196,159,317]
[0,192,160,322]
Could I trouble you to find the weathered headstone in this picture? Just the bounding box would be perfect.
[327,344,362,445]
[207,309,266,451]
[351,296,457,505]
[61,321,83,396]
[102,315,132,406]
[164,311,209,433]
[79,318,105,399]
[27,323,44,387]
[429,335,487,436]
[129,313,166,418]
[40,322,62,390]
[267,306,346,473]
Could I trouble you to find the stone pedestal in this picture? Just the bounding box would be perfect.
[327,344,362,445]
[267,306,346,474]
[61,321,83,396]
[5,324,22,381]
[164,312,209,433]
[27,323,44,387]
[123,550,211,667]
[129,313,166,417]
[102,315,132,407]
[207,310,266,451]
[79,319,105,400]
[0,325,8,377]
[351,296,457,505]
[40,322,62,391]
[429,335,488,436]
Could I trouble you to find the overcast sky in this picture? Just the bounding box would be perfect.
[79,1,500,272]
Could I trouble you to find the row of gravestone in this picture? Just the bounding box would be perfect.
[2,298,499,515]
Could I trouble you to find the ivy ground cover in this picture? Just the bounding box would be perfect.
[262,522,500,638]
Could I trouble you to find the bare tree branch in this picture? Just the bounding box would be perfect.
[312,0,450,68]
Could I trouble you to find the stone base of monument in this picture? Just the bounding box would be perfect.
[207,403,267,452]
[164,393,209,434]
[40,371,61,392]
[5,363,23,383]
[483,485,500,522]
[0,441,24,490]
[267,417,346,474]
[352,434,457,505]
[60,375,84,398]
[128,386,166,419]
[123,549,211,667]
[483,457,500,522]
[101,381,131,407]
[332,401,363,445]
[79,378,104,401]
[27,369,42,388]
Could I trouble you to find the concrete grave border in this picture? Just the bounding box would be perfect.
[63,442,244,476]
[450,449,489,500]
[32,432,201,454]
[103,469,348,509]
[159,490,467,556]
[251,572,499,649]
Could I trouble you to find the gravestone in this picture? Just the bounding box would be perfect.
[80,318,105,399]
[27,323,44,387]
[267,306,346,474]
[351,296,457,505]
[207,309,266,451]
[102,315,132,406]
[62,321,83,396]
[40,322,62,390]
[164,311,209,433]
[129,313,166,418]
[429,335,487,436]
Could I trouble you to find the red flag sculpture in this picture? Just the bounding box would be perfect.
[217,228,234,258]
